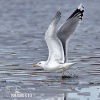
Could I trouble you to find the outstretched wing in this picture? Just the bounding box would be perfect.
[45,10,65,63]
[57,3,84,62]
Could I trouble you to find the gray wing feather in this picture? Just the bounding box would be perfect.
[57,3,84,62]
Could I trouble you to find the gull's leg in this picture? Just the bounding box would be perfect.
[62,69,64,76]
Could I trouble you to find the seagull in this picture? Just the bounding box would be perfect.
[33,3,84,77]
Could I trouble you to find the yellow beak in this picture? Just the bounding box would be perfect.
[33,64,38,67]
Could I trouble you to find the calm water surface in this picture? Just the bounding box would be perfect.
[0,0,100,100]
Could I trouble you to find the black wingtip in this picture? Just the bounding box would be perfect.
[55,10,61,19]
[67,3,84,20]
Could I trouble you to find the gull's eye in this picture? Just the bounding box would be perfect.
[39,63,41,64]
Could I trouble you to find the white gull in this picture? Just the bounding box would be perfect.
[33,3,84,77]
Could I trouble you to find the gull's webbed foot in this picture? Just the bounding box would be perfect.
[61,69,72,78]
[62,75,72,78]
[61,70,78,79]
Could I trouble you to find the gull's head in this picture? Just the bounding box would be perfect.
[33,61,46,68]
